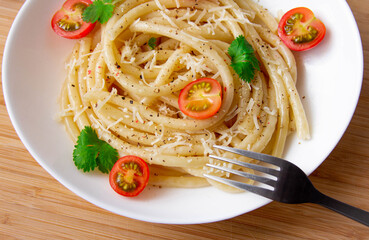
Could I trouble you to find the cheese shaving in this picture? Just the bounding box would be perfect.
[96,88,117,112]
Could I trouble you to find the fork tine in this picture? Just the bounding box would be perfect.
[209,154,279,177]
[213,145,285,167]
[203,174,274,199]
[206,164,276,187]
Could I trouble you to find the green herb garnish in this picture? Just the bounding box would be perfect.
[73,126,118,173]
[82,0,116,24]
[148,37,157,50]
[228,35,260,83]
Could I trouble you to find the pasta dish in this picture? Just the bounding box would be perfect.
[58,0,310,192]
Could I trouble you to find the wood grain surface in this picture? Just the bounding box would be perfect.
[1,0,369,239]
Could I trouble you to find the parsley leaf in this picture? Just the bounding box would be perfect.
[148,37,157,50]
[228,35,260,83]
[96,141,119,173]
[73,144,99,172]
[73,126,118,173]
[82,0,115,24]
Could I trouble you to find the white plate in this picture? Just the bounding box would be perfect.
[2,0,363,224]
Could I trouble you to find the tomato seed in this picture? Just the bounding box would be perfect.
[58,19,81,31]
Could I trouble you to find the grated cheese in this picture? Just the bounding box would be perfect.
[263,106,277,116]
[195,9,207,25]
[212,71,220,80]
[246,98,255,113]
[187,20,201,30]
[96,88,117,112]
[177,74,188,81]
[208,5,232,12]
[136,111,145,124]
[160,140,192,149]
[151,124,165,145]
[120,41,140,64]
[160,11,178,28]
[200,130,215,156]
[177,8,197,21]
[79,49,103,60]
[237,125,250,136]
[154,0,165,11]
[179,53,212,77]
[158,103,178,117]
[73,106,88,122]
[107,118,123,130]
[174,0,180,8]
[89,114,110,134]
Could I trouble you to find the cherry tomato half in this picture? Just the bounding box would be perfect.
[109,156,149,197]
[278,7,326,51]
[51,0,95,39]
[178,78,222,119]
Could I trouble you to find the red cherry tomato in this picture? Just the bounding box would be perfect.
[178,78,222,119]
[109,156,149,197]
[278,7,326,51]
[51,0,95,39]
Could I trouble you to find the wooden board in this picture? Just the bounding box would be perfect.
[1,0,369,239]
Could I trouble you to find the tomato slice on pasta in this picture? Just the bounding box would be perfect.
[51,0,95,39]
[178,78,222,119]
[278,7,326,51]
[109,156,149,197]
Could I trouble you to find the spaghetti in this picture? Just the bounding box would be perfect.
[58,0,310,192]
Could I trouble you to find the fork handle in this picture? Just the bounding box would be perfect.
[312,190,369,227]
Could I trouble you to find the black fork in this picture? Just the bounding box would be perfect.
[204,145,369,227]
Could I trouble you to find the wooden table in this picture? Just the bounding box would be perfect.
[1,0,369,239]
